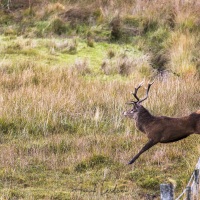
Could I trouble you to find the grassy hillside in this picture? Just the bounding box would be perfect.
[0,0,200,199]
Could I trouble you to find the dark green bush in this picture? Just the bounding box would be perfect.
[50,17,67,35]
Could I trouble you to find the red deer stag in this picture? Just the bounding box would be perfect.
[124,81,200,165]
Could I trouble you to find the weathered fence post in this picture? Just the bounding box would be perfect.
[160,183,174,200]
[194,169,199,200]
[186,186,191,200]
[194,169,199,185]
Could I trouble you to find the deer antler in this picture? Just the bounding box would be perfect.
[126,81,154,105]
[138,81,154,104]
[132,81,144,102]
[126,81,144,105]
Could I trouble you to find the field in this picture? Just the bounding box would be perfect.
[0,0,200,199]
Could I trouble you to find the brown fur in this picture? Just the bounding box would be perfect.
[124,101,200,165]
[124,105,200,164]
[135,106,200,143]
[124,88,200,164]
[124,82,200,164]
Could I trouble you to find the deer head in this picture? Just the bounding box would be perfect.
[124,81,154,119]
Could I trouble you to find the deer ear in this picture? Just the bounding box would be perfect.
[134,103,141,109]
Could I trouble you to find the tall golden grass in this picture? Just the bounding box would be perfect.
[0,0,200,198]
[0,53,199,198]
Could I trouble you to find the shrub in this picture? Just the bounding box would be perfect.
[50,17,67,35]
[101,51,151,76]
[110,16,122,40]
[107,49,116,59]
[34,21,50,37]
[87,31,94,47]
[144,27,170,71]
[70,59,91,75]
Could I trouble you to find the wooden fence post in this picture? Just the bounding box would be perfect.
[186,186,191,200]
[194,169,199,199]
[194,169,199,185]
[160,183,174,200]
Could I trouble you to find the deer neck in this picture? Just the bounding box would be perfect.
[135,106,154,133]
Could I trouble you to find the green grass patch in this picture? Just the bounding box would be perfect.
[75,155,113,172]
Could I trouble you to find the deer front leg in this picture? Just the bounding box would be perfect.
[128,139,157,165]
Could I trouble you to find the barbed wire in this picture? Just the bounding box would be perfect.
[175,158,200,200]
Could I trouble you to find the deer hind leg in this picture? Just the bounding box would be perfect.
[128,139,157,165]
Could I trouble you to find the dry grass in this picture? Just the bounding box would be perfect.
[0,51,199,198]
[167,31,199,75]
[0,0,200,198]
[101,51,151,77]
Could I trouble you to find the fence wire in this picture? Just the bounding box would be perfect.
[175,158,200,200]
